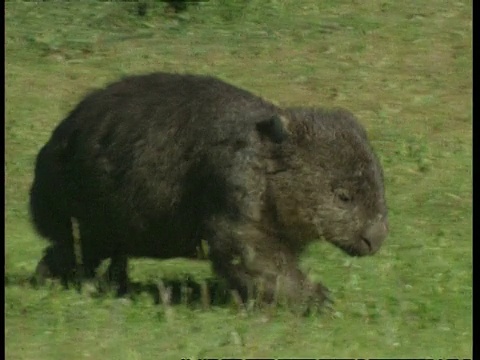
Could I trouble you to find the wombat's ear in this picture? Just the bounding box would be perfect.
[256,115,289,144]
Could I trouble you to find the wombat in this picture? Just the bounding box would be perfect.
[29,72,388,311]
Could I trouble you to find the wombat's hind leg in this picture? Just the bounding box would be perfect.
[30,242,76,288]
[106,254,129,296]
[81,256,102,279]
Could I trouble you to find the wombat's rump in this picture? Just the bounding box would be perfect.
[30,72,388,311]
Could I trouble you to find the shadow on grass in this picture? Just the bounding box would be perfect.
[125,278,232,306]
[5,271,233,307]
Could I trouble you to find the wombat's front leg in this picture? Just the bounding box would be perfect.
[207,218,330,313]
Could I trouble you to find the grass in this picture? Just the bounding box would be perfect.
[5,1,472,359]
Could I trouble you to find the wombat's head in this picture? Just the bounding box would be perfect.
[258,107,388,256]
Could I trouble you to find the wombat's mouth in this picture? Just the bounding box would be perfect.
[360,236,373,252]
[333,236,375,257]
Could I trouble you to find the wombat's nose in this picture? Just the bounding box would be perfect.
[361,219,388,254]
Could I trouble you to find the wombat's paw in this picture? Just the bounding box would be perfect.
[29,274,44,288]
[29,261,52,288]
[299,282,334,316]
[317,282,334,305]
[95,271,130,296]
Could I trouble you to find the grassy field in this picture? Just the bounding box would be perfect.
[5,1,472,359]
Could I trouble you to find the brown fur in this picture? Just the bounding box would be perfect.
[29,72,388,311]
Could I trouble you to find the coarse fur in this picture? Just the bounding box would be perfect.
[30,72,388,311]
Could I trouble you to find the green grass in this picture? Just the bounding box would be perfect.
[5,1,472,358]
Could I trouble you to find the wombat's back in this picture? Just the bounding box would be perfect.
[68,72,278,162]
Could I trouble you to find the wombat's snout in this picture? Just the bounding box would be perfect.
[360,217,388,255]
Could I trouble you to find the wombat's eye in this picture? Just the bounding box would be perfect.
[336,188,353,203]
